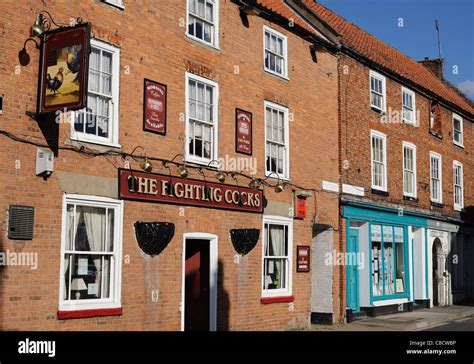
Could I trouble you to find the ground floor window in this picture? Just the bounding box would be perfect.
[371,224,406,298]
[59,195,123,311]
[262,216,292,297]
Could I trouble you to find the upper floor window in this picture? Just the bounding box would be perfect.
[402,87,416,124]
[72,39,120,147]
[264,26,288,79]
[452,113,464,147]
[103,0,124,9]
[187,0,219,48]
[262,216,293,298]
[430,152,442,204]
[453,161,464,210]
[371,130,387,191]
[402,142,417,198]
[185,72,219,165]
[59,195,123,312]
[265,101,289,179]
[369,70,386,112]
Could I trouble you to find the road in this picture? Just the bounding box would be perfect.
[426,316,474,331]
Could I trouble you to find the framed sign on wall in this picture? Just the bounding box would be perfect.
[143,79,167,135]
[297,245,310,272]
[235,108,252,155]
[37,23,90,114]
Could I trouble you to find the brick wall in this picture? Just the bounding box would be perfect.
[0,0,340,330]
[338,53,472,216]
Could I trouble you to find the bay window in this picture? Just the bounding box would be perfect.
[262,216,292,297]
[59,195,123,312]
[72,39,120,147]
[185,72,218,165]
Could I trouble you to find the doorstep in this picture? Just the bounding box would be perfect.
[309,305,474,331]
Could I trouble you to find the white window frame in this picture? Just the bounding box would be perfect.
[58,194,123,312]
[70,39,121,148]
[452,113,464,147]
[401,87,416,124]
[185,72,219,166]
[186,0,220,49]
[103,0,124,9]
[264,100,290,180]
[430,152,443,204]
[263,26,289,79]
[453,161,464,211]
[370,130,387,191]
[369,70,386,112]
[402,142,417,198]
[261,215,293,298]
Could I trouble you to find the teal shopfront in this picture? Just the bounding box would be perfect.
[343,202,429,317]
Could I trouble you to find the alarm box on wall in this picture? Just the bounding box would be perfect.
[36,147,54,178]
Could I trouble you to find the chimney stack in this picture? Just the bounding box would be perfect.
[418,57,444,80]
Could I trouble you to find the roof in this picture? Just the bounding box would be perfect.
[301,0,474,117]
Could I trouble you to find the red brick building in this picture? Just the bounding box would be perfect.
[306,1,474,318]
[0,0,343,330]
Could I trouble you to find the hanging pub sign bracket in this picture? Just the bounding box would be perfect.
[134,221,175,256]
[230,229,260,256]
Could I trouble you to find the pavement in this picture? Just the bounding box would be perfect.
[310,305,474,331]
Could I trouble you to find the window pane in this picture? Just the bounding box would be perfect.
[74,205,107,252]
[383,226,394,295]
[66,254,107,300]
[371,225,382,297]
[395,240,405,294]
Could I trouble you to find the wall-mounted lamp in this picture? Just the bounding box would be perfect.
[249,178,261,190]
[177,165,189,178]
[140,158,153,173]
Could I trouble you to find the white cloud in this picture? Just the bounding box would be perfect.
[457,80,474,100]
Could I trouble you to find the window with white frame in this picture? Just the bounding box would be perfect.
[185,73,218,164]
[371,130,387,191]
[402,142,417,197]
[262,216,292,297]
[60,195,123,311]
[72,39,120,146]
[430,152,442,203]
[453,161,464,210]
[402,87,416,124]
[453,113,464,146]
[370,70,386,111]
[103,0,124,9]
[187,0,219,47]
[265,101,289,179]
[264,26,288,78]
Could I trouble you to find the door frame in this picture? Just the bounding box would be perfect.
[181,232,218,331]
[347,227,360,311]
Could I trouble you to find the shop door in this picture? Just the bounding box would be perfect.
[346,228,360,311]
[185,239,210,331]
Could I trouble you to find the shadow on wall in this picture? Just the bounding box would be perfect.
[0,228,4,330]
[217,259,230,331]
[455,205,474,303]
[36,112,59,157]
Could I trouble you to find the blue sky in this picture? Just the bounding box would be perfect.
[317,0,474,100]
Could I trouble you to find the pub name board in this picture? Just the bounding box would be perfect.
[119,169,263,213]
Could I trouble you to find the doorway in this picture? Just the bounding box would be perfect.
[432,238,443,306]
[182,233,218,331]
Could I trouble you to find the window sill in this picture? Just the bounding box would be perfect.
[370,106,386,115]
[260,295,294,304]
[429,130,443,139]
[264,69,289,82]
[371,188,389,196]
[185,33,220,52]
[57,307,122,320]
[70,135,121,149]
[430,201,444,208]
[454,206,463,212]
[403,195,418,203]
[453,141,465,149]
[265,172,291,182]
